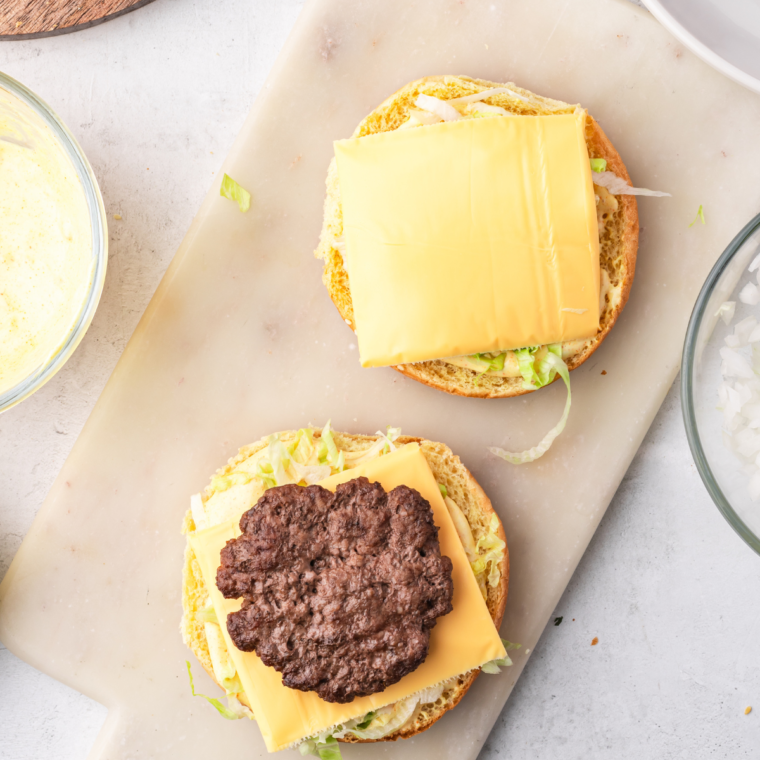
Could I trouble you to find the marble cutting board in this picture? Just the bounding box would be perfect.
[2,0,760,758]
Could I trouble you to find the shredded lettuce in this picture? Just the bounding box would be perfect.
[197,602,218,625]
[689,204,706,227]
[438,483,448,498]
[481,638,522,674]
[466,351,507,384]
[316,737,342,760]
[292,428,315,464]
[300,736,342,760]
[220,174,251,213]
[470,514,506,589]
[221,673,244,695]
[473,352,506,373]
[225,693,255,719]
[209,471,255,493]
[589,158,607,173]
[414,682,446,706]
[346,695,417,740]
[512,345,553,390]
[292,461,332,485]
[355,712,376,730]
[321,420,342,468]
[255,459,277,489]
[186,660,245,720]
[253,425,400,489]
[490,351,572,464]
[269,435,298,485]
[592,170,670,197]
[342,426,401,467]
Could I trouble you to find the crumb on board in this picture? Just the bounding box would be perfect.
[601,370,607,375]
[113,214,122,220]
[591,637,599,646]
[745,706,752,715]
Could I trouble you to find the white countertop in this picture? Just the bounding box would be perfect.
[1,1,758,757]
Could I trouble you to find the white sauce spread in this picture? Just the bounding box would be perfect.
[0,95,93,394]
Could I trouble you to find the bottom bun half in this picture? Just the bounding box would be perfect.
[181,431,509,743]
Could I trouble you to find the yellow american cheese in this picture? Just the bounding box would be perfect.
[189,443,505,752]
[334,112,600,367]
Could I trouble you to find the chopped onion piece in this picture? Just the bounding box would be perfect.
[415,94,461,122]
[720,347,755,379]
[716,301,736,325]
[750,253,760,273]
[740,282,760,306]
[734,316,758,346]
[407,109,444,125]
[447,86,530,105]
[592,171,671,197]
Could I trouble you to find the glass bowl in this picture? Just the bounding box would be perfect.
[0,71,107,414]
[682,212,760,555]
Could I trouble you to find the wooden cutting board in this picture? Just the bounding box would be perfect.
[2,0,760,758]
[0,0,156,38]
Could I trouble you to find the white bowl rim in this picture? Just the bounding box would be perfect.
[642,0,760,95]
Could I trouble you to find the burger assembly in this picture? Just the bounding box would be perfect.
[182,426,511,754]
[316,75,666,462]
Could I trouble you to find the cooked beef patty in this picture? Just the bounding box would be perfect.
[216,476,454,703]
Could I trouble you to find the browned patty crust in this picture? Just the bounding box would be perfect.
[216,477,455,704]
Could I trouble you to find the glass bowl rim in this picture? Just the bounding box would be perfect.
[681,211,760,556]
[0,70,108,413]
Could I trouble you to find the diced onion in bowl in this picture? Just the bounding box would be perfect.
[740,282,760,305]
[716,252,760,502]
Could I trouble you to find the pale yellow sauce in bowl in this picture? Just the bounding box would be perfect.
[0,74,107,412]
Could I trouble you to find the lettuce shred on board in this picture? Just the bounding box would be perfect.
[220,173,251,212]
[490,349,572,464]
[689,204,706,227]
[186,660,252,721]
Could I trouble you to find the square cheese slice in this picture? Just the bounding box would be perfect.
[334,112,601,367]
[189,443,506,752]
